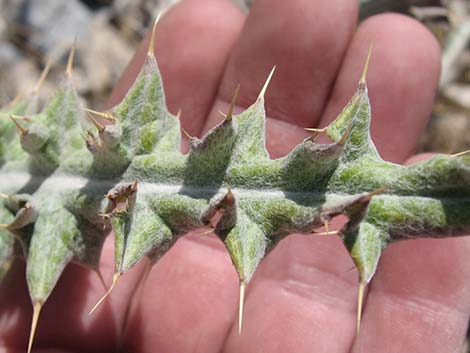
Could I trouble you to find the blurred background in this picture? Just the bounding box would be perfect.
[0,0,469,154]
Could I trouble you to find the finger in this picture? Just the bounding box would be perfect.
[319,14,441,163]
[223,234,359,353]
[122,233,239,353]
[202,0,358,157]
[352,237,470,353]
[108,0,245,137]
[0,237,144,352]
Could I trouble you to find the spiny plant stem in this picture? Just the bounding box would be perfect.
[0,16,469,351]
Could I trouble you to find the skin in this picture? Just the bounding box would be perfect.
[1,0,470,352]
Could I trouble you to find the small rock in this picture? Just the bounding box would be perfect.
[19,0,93,53]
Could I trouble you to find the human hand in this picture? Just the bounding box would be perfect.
[2,1,469,353]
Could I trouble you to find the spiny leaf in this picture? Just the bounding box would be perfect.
[1,20,470,351]
[111,55,179,156]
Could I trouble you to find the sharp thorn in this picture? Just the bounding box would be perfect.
[27,301,43,353]
[305,127,327,139]
[450,150,470,158]
[0,223,9,229]
[85,108,117,123]
[33,59,52,94]
[218,111,227,118]
[9,114,28,136]
[314,230,338,236]
[226,84,240,122]
[238,282,246,336]
[14,115,32,122]
[148,12,162,57]
[66,43,76,77]
[359,44,373,87]
[86,112,105,132]
[356,282,366,335]
[105,114,118,123]
[304,127,326,133]
[85,108,103,116]
[89,273,121,316]
[181,127,192,140]
[258,66,276,100]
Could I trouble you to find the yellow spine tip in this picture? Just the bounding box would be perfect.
[450,150,470,158]
[226,84,240,122]
[304,127,326,133]
[9,114,29,136]
[356,282,366,335]
[6,114,31,123]
[66,44,76,77]
[258,66,276,100]
[33,59,52,94]
[27,301,43,353]
[89,273,121,316]
[86,112,105,132]
[181,127,192,140]
[314,230,338,236]
[359,44,373,87]
[85,108,117,123]
[85,108,102,116]
[238,282,246,336]
[148,13,163,57]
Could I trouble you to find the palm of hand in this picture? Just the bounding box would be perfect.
[2,1,469,353]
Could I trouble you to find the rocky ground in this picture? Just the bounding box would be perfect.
[0,0,468,153]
